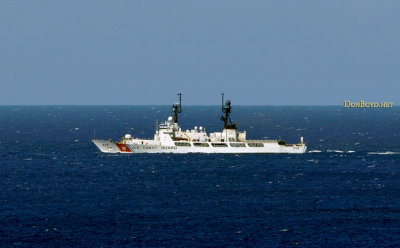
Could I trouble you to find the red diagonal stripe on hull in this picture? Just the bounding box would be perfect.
[116,143,132,153]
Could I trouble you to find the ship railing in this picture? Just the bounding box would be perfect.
[120,137,155,143]
[122,137,154,141]
[245,139,278,143]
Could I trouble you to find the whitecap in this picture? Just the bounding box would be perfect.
[327,150,344,153]
[368,151,400,155]
[308,150,321,153]
[347,151,355,153]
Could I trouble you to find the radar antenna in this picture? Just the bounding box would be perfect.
[172,93,182,123]
[220,93,236,129]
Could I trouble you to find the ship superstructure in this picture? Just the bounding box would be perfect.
[93,93,307,154]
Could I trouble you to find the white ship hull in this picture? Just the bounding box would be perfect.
[93,93,308,154]
[93,139,307,154]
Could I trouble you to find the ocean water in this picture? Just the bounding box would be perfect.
[1,106,400,247]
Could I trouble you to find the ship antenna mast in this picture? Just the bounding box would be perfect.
[172,93,182,123]
[220,93,236,129]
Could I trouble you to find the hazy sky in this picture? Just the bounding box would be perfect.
[0,1,399,105]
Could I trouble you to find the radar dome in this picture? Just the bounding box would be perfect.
[168,116,173,122]
[125,134,132,139]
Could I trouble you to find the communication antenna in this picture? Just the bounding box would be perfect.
[172,92,182,123]
[220,93,236,129]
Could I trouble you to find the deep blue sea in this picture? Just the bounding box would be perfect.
[1,106,400,247]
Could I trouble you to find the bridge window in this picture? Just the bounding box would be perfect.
[230,143,246,147]
[248,143,264,147]
[211,143,228,147]
[193,143,210,147]
[174,142,191,147]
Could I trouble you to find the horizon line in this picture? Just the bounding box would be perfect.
[0,104,398,107]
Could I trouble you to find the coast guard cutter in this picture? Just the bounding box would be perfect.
[93,93,307,154]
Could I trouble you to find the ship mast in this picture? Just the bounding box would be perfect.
[220,93,236,129]
[172,93,182,123]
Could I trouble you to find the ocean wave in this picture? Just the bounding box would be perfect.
[325,150,356,154]
[368,151,400,155]
[308,150,322,153]
[327,150,344,153]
